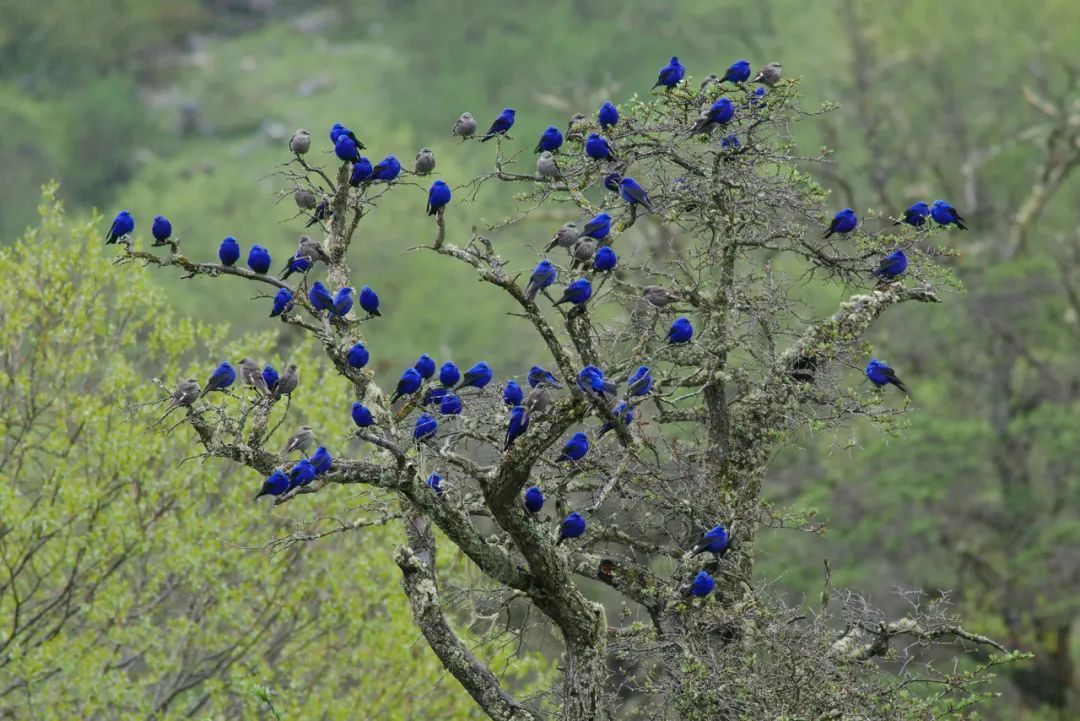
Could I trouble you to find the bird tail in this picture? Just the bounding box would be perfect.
[524,284,539,302]
[956,220,968,230]
[822,229,835,239]
[479,134,493,143]
[253,490,267,501]
[305,215,319,228]
[427,204,436,216]
[891,378,911,395]
[556,535,566,546]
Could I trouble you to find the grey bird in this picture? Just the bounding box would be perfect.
[544,222,579,252]
[239,357,269,395]
[282,425,315,456]
[570,239,598,268]
[699,74,720,92]
[414,148,436,175]
[279,235,329,280]
[752,62,783,86]
[289,129,311,155]
[522,384,552,423]
[451,112,477,139]
[690,108,719,135]
[643,285,681,308]
[155,378,201,426]
[565,113,588,142]
[270,364,299,400]
[294,187,316,210]
[536,151,561,180]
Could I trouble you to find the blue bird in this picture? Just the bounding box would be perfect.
[254,469,291,500]
[873,250,908,280]
[349,157,373,186]
[689,570,715,597]
[262,365,280,393]
[503,380,524,406]
[692,97,735,133]
[427,180,452,216]
[598,101,619,130]
[427,472,445,498]
[391,367,423,403]
[200,361,236,397]
[603,173,623,193]
[598,401,634,437]
[456,362,493,390]
[619,177,653,212]
[288,459,317,490]
[866,358,909,393]
[577,365,617,400]
[524,259,558,302]
[480,108,516,142]
[557,511,587,544]
[823,208,858,239]
[556,432,590,462]
[438,393,463,415]
[593,246,617,272]
[439,361,461,388]
[721,134,740,149]
[347,342,370,369]
[534,125,563,154]
[579,213,611,240]
[692,524,731,555]
[334,134,362,163]
[331,286,354,317]
[281,254,312,280]
[931,199,967,230]
[104,210,134,244]
[308,281,335,314]
[352,401,375,428]
[667,317,694,344]
[524,486,544,514]
[414,413,438,441]
[626,366,653,397]
[370,156,402,182]
[218,236,240,266]
[310,446,333,474]
[554,278,593,306]
[414,354,436,380]
[896,201,931,227]
[528,366,562,388]
[720,59,752,84]
[423,387,449,406]
[305,200,331,229]
[330,123,365,149]
[585,133,617,162]
[247,244,271,274]
[151,215,172,246]
[653,56,685,89]
[270,287,294,318]
[750,86,767,106]
[504,404,530,451]
[359,286,381,317]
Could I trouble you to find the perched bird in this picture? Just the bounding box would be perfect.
[255,469,290,500]
[865,358,909,393]
[598,401,634,437]
[427,472,445,498]
[823,208,858,239]
[528,366,561,388]
[626,366,653,397]
[524,486,544,514]
[534,125,563,154]
[347,342,370,369]
[330,122,365,149]
[414,413,438,441]
[896,201,931,227]
[294,187,317,210]
[699,74,720,92]
[262,365,280,393]
[280,254,312,280]
[151,215,173,246]
[536,151,561,179]
[427,179,452,216]
[414,148,436,175]
[554,278,593,306]
[288,459,317,490]
[619,176,653,212]
[667,317,694,344]
[290,235,329,268]
[347,286,376,319]
[557,512,587,544]
[692,524,731,555]
[438,393,463,415]
[603,173,623,193]
[643,285,680,308]
[691,97,735,134]
[750,86,767,106]
[504,404,530,451]
[424,387,449,406]
[653,56,686,89]
[578,213,612,240]
[331,286,354,317]
[544,222,579,252]
[310,446,333,474]
[351,402,375,428]
[457,362,493,390]
[370,155,402,182]
[289,129,311,155]
[593,246,617,272]
[218,236,240,267]
[270,364,299,399]
[391,367,423,403]
[577,365,617,401]
[308,281,335,314]
[720,59,752,84]
[451,112,477,139]
[240,357,269,395]
[565,113,588,141]
[524,259,558,301]
[104,210,134,245]
[569,239,596,273]
[156,378,200,425]
[200,361,236,397]
[873,250,908,280]
[349,157,374,186]
[931,199,967,230]
[247,244,271,274]
[585,133,617,162]
[721,134,740,150]
[503,380,524,406]
[752,62,783,86]
[282,425,315,456]
[414,354,436,380]
[598,101,619,130]
[522,383,552,422]
[480,108,516,141]
[334,134,362,163]
[689,570,715,597]
[556,432,590,462]
[305,200,331,229]
[439,362,460,388]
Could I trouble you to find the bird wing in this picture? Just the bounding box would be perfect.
[622,184,653,211]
